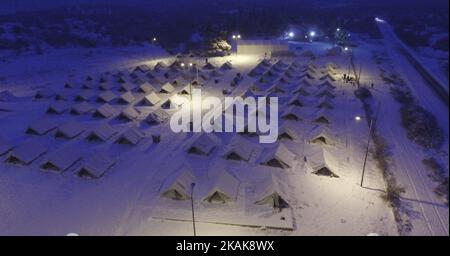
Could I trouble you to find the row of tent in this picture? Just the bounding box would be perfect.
[26,120,149,146]
[0,139,116,179]
[160,168,290,210]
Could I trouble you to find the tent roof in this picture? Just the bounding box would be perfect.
[97,90,117,102]
[0,136,13,156]
[27,119,58,135]
[222,136,254,161]
[116,127,144,145]
[41,145,82,172]
[88,123,117,141]
[160,168,195,200]
[6,140,47,165]
[142,92,161,106]
[145,109,170,124]
[56,122,86,138]
[188,133,219,156]
[138,83,155,93]
[160,83,175,93]
[261,143,296,169]
[119,91,136,104]
[204,170,240,203]
[255,173,290,206]
[308,125,337,145]
[94,103,116,118]
[47,101,69,114]
[76,153,116,179]
[71,102,93,114]
[305,146,339,177]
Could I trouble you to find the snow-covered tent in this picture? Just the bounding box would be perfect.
[281,106,303,121]
[298,78,314,87]
[40,146,82,172]
[178,85,192,95]
[117,91,136,105]
[305,146,339,178]
[203,62,216,70]
[0,136,14,156]
[86,123,117,142]
[222,136,254,162]
[137,83,155,94]
[64,82,74,89]
[98,82,115,91]
[308,126,337,145]
[267,83,286,94]
[319,73,336,82]
[140,92,162,106]
[260,143,296,169]
[117,76,131,84]
[145,109,171,125]
[292,85,311,96]
[240,88,257,99]
[259,59,272,67]
[277,124,298,141]
[200,72,211,81]
[5,141,47,165]
[97,90,117,103]
[287,93,307,107]
[161,95,186,109]
[187,133,219,156]
[75,153,116,179]
[203,170,240,203]
[248,65,266,77]
[115,127,145,145]
[70,102,94,115]
[117,106,140,121]
[316,96,334,110]
[26,119,58,135]
[160,83,175,94]
[255,174,290,210]
[154,61,168,72]
[119,82,137,92]
[81,82,94,90]
[93,103,116,119]
[211,69,224,77]
[55,122,86,139]
[220,61,233,70]
[74,90,94,102]
[134,64,152,73]
[46,101,69,114]
[0,90,22,102]
[312,109,333,124]
[160,168,195,200]
[54,89,72,101]
[34,88,55,99]
[315,87,335,98]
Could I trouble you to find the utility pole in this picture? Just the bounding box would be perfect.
[190,182,196,236]
[360,102,381,187]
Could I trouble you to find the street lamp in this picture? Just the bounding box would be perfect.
[152,37,157,43]
[309,31,316,42]
[190,182,197,236]
[232,34,241,56]
[355,116,375,187]
[288,31,294,38]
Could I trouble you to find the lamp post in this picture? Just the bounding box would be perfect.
[232,34,241,57]
[190,182,196,236]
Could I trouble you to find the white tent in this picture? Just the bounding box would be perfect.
[118,91,136,105]
[160,168,195,200]
[316,96,334,110]
[134,64,152,73]
[154,61,168,72]
[178,85,192,95]
[70,102,94,115]
[55,122,86,139]
[98,82,115,91]
[312,109,333,124]
[287,93,307,107]
[161,95,185,109]
[137,83,155,94]
[260,143,296,169]
[292,85,311,96]
[203,62,217,70]
[187,133,219,156]
[97,91,117,103]
[267,83,286,94]
[40,146,82,172]
[141,92,162,106]
[203,170,240,203]
[308,126,337,145]
[86,123,117,142]
[220,61,233,70]
[47,101,69,114]
[315,87,335,98]
[319,73,337,82]
[115,127,144,145]
[222,136,254,161]
[117,106,140,121]
[255,174,290,209]
[76,153,116,179]
[305,146,340,178]
[5,141,47,165]
[54,90,72,101]
[34,88,55,99]
[145,109,170,125]
[74,90,94,102]
[160,83,175,94]
[93,103,116,118]
[278,124,299,141]
[281,106,303,121]
[26,119,58,135]
[119,83,137,92]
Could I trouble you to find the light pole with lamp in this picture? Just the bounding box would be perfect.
[355,102,380,187]
[232,34,241,57]
[190,182,197,236]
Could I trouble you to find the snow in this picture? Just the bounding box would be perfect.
[0,35,444,236]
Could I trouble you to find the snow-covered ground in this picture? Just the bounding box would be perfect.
[0,35,446,236]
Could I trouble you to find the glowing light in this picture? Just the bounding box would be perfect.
[237,34,241,39]
[232,35,236,39]
[181,63,185,67]
[152,37,157,41]
[344,47,349,51]
[288,32,294,38]
[355,116,362,121]
[336,28,340,32]
[375,17,385,23]
[310,31,316,37]
[189,63,193,67]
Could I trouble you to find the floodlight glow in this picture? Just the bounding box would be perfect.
[336,28,340,32]
[375,17,385,23]
[181,63,185,67]
[355,116,362,121]
[288,32,294,38]
[310,31,316,37]
[232,35,236,39]
[237,34,241,39]
[344,47,349,51]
